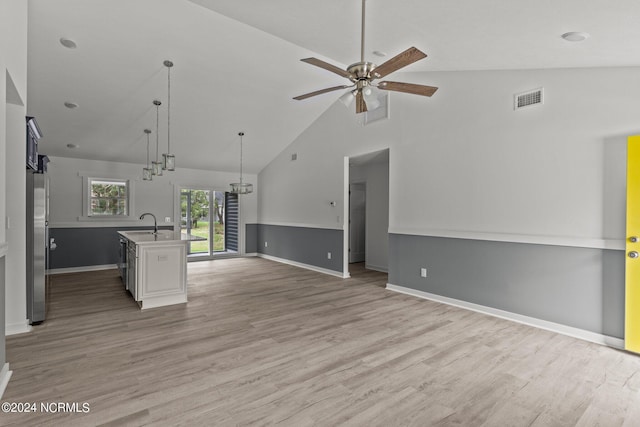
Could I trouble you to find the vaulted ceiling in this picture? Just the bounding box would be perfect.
[27,0,640,173]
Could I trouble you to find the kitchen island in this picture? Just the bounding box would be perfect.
[118,230,201,309]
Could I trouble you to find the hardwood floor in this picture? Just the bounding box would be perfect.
[3,257,640,426]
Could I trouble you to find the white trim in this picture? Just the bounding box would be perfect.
[0,363,12,400]
[365,263,388,273]
[386,283,625,349]
[388,227,624,250]
[48,264,117,275]
[79,173,136,220]
[5,320,32,336]
[0,242,7,257]
[50,222,177,228]
[258,221,343,231]
[139,294,187,310]
[243,253,258,257]
[343,156,350,279]
[257,254,347,278]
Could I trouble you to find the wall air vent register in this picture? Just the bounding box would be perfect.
[514,88,544,110]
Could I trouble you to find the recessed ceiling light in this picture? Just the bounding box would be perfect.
[66,144,78,149]
[561,32,590,42]
[372,50,387,57]
[59,37,77,49]
[64,101,79,109]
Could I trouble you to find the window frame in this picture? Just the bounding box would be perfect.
[81,175,135,220]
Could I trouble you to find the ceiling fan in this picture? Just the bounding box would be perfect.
[293,0,438,113]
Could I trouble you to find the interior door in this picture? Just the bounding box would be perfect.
[349,183,366,263]
[626,135,640,353]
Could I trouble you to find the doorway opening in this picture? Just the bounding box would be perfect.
[180,188,238,257]
[346,149,390,278]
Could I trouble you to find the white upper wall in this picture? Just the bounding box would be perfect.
[259,67,640,245]
[48,156,258,231]
[1,0,28,246]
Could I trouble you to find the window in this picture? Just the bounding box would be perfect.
[84,177,131,218]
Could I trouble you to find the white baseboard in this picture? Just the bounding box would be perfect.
[0,363,12,400]
[48,264,117,275]
[386,283,625,350]
[5,320,32,336]
[257,254,347,278]
[365,263,388,273]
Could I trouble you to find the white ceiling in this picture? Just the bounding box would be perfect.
[27,0,640,174]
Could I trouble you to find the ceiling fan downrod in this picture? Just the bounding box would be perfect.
[361,0,366,63]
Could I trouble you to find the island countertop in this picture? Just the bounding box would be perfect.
[118,229,205,245]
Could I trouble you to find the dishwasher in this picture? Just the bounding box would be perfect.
[118,237,128,286]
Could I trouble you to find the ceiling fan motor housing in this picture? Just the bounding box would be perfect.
[347,62,377,82]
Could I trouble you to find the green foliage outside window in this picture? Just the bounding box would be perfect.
[90,180,128,216]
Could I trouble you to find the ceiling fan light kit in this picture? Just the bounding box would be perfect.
[293,0,438,114]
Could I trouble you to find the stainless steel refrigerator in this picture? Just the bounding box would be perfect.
[26,171,48,324]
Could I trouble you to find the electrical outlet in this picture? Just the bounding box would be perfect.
[264,241,268,248]
[327,252,332,260]
[420,268,427,278]
[165,217,171,222]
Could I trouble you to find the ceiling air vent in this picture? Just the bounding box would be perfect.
[514,88,543,110]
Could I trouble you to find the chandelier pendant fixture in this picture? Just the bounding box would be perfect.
[142,128,153,181]
[152,100,163,176]
[162,60,176,171]
[230,132,253,194]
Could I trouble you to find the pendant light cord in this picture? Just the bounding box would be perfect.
[239,133,243,185]
[167,65,171,154]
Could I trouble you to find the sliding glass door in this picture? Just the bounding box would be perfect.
[180,188,238,257]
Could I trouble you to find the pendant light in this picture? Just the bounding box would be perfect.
[162,60,176,171]
[152,100,163,176]
[142,129,153,181]
[230,132,253,194]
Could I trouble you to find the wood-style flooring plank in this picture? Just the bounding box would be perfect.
[3,258,640,426]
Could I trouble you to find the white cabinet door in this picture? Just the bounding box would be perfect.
[138,243,186,299]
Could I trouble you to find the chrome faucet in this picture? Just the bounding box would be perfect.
[139,213,158,234]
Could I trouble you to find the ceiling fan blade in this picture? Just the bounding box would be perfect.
[378,81,438,97]
[300,58,352,79]
[293,85,351,101]
[371,47,427,79]
[356,90,367,113]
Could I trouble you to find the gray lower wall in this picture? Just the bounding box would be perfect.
[257,224,343,272]
[389,233,625,339]
[49,226,172,269]
[246,223,258,253]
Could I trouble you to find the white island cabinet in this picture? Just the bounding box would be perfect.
[118,230,194,310]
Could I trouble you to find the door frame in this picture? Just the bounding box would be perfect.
[176,184,240,261]
[626,135,640,353]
